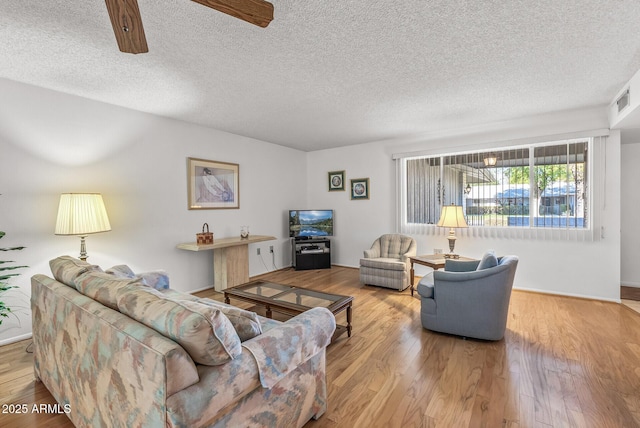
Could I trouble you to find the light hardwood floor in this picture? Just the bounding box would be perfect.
[1,266,640,427]
[623,299,640,314]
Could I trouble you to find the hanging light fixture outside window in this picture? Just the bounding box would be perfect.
[483,153,498,167]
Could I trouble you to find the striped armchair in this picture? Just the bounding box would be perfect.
[359,234,417,291]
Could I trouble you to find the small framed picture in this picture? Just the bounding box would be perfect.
[328,170,345,191]
[187,157,239,209]
[350,178,370,200]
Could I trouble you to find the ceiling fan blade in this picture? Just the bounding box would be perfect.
[191,0,274,28]
[104,0,149,54]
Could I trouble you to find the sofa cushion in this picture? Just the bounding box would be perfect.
[477,251,498,270]
[159,288,200,301]
[117,287,242,366]
[74,271,143,310]
[49,256,102,289]
[157,291,263,340]
[196,298,263,341]
[360,257,407,271]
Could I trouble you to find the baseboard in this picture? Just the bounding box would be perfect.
[0,332,32,347]
[513,286,621,304]
[187,284,216,294]
[621,281,640,287]
[331,263,358,270]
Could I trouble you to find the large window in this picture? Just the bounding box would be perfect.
[401,139,591,232]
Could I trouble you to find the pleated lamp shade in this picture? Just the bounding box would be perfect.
[55,193,111,235]
[55,193,111,260]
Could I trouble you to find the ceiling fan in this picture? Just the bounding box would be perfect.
[104,0,274,54]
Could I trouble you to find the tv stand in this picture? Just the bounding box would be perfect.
[292,237,331,270]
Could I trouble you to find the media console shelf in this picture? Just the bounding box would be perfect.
[292,238,331,270]
[177,235,276,291]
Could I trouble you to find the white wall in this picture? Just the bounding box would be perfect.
[307,107,621,302]
[621,142,640,287]
[0,79,626,346]
[0,79,307,345]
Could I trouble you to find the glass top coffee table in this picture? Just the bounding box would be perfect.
[224,280,353,337]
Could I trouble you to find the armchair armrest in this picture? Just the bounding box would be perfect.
[364,248,380,258]
[363,238,381,258]
[416,273,435,298]
[242,307,336,388]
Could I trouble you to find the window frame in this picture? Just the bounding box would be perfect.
[397,138,595,237]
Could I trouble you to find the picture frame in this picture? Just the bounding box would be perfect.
[350,178,370,200]
[187,157,239,210]
[328,170,345,191]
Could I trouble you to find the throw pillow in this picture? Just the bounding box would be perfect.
[196,298,263,341]
[50,256,103,289]
[74,271,142,310]
[136,271,170,290]
[106,265,170,290]
[117,287,242,366]
[477,251,498,270]
[105,264,136,278]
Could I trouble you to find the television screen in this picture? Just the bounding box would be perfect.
[289,210,333,237]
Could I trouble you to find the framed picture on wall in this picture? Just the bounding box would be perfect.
[187,157,239,209]
[350,178,370,200]
[328,170,345,191]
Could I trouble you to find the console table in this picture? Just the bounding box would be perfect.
[177,235,276,291]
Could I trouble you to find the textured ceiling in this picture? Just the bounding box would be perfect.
[1,1,640,151]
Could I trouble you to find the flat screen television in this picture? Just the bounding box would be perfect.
[289,210,334,237]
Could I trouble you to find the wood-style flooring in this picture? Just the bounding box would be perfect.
[1,266,640,427]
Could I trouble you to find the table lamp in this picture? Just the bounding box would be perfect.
[55,193,111,261]
[437,204,468,259]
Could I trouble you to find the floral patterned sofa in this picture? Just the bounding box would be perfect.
[31,256,336,428]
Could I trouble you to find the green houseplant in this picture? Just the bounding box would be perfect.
[0,230,26,326]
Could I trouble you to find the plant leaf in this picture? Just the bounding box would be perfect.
[0,265,28,271]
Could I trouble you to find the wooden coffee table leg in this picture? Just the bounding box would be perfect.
[266,305,272,319]
[346,305,352,337]
[224,293,230,304]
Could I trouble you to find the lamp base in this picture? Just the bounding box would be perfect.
[79,235,88,261]
[447,229,457,253]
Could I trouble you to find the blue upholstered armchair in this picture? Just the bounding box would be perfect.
[417,255,518,340]
[359,234,417,291]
